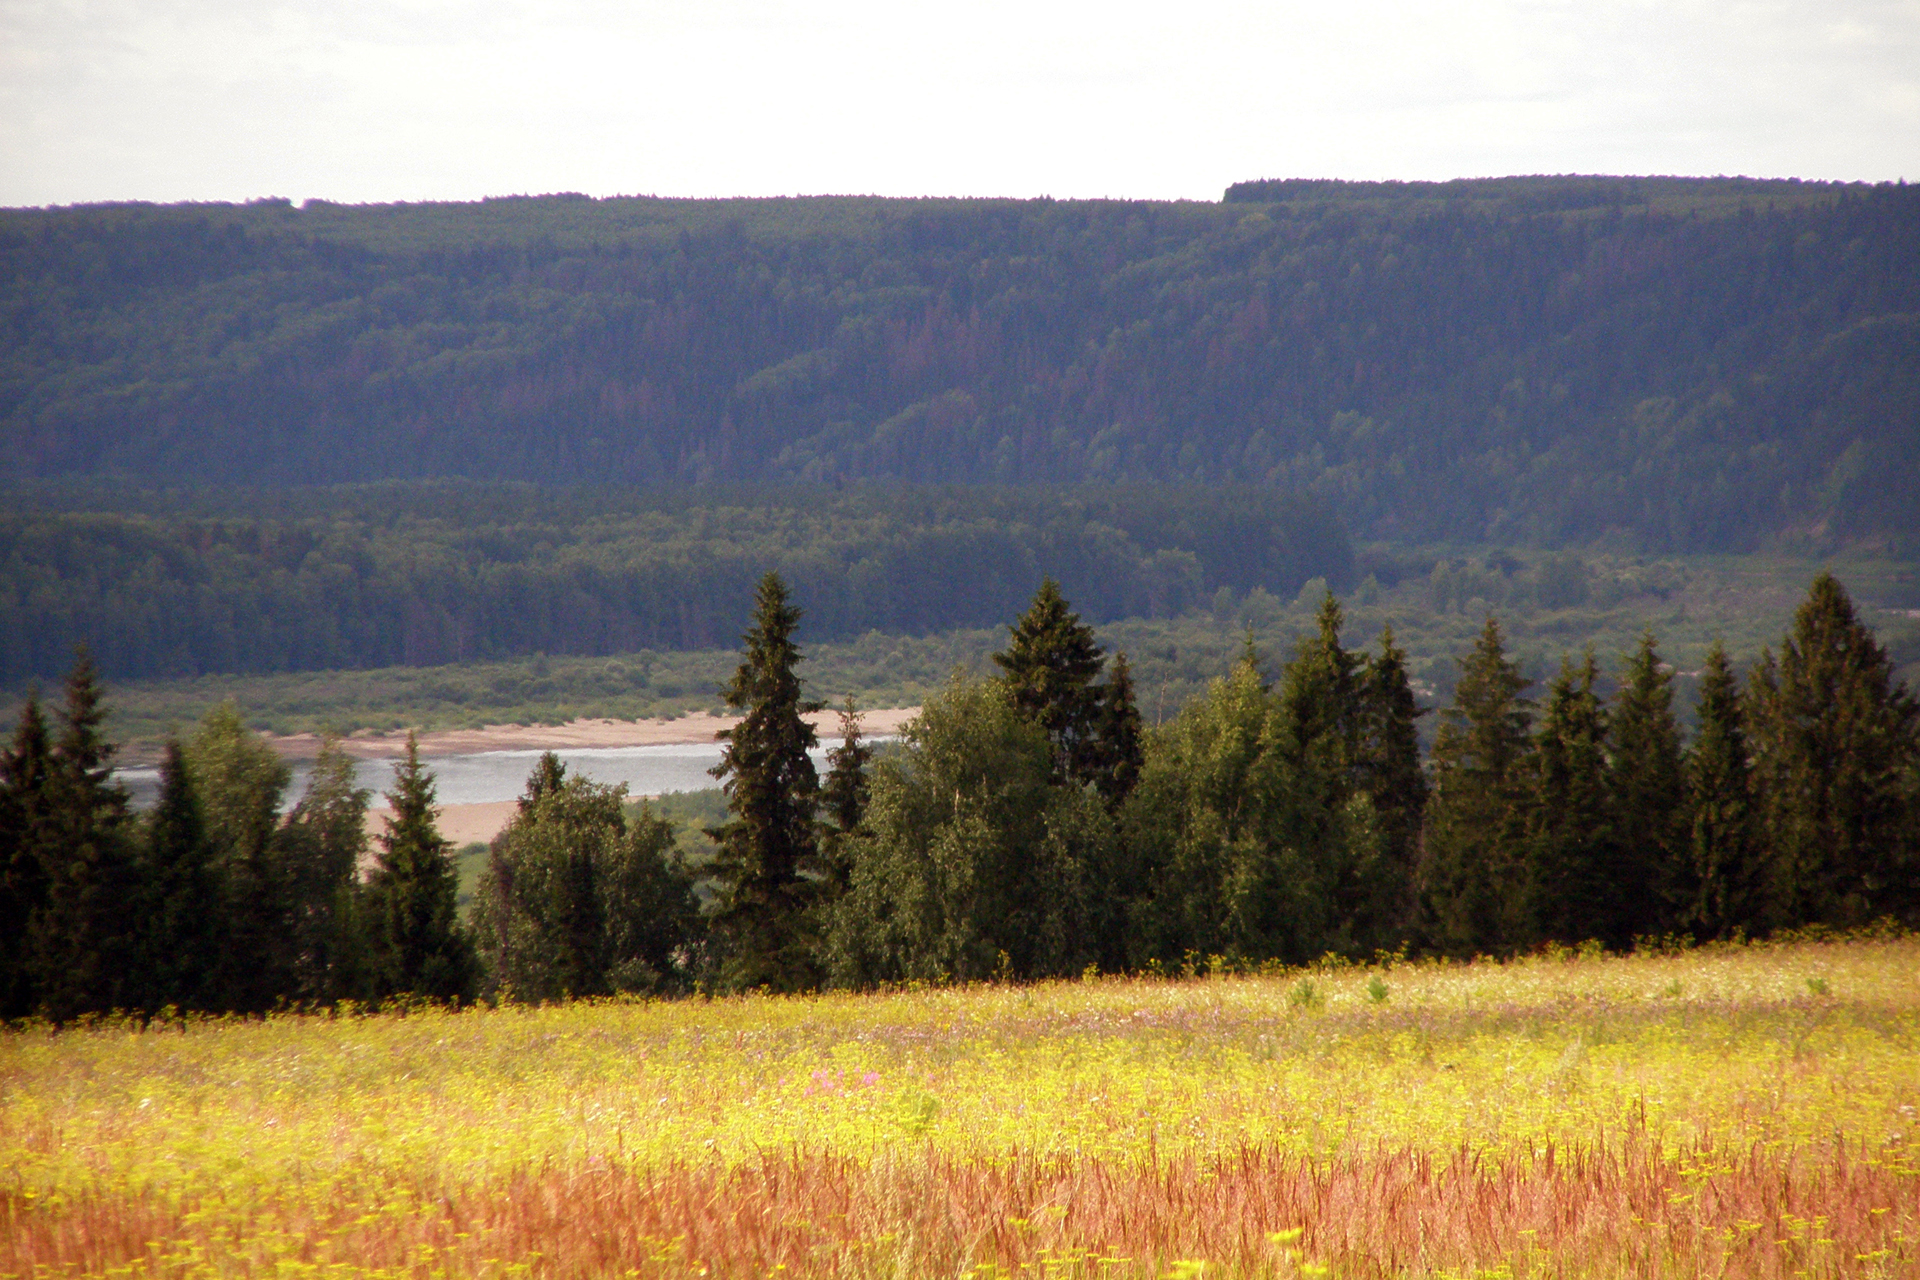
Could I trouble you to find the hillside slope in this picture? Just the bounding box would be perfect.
[5,176,1916,550]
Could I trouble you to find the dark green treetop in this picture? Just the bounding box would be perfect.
[1420,618,1534,956]
[1682,642,1763,938]
[708,572,825,993]
[1748,573,1920,927]
[1609,632,1687,938]
[368,731,476,1002]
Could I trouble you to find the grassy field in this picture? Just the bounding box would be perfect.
[2,935,1916,1278]
[49,547,1920,755]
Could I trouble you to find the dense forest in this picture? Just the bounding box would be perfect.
[0,485,1347,683]
[5,175,1916,551]
[3,572,1914,1019]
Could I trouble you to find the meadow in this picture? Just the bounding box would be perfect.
[3,935,1917,1278]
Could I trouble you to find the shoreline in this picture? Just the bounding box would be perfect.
[262,706,922,762]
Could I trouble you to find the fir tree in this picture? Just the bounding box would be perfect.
[140,740,223,1011]
[1420,619,1533,956]
[1748,574,1920,926]
[707,572,824,992]
[1093,653,1145,805]
[33,649,140,1020]
[993,579,1111,788]
[1609,632,1688,939]
[817,695,873,903]
[1682,642,1764,938]
[1526,652,1619,947]
[367,732,476,1001]
[0,693,53,1019]
[1354,623,1428,938]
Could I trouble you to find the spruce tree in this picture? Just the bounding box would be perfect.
[33,649,140,1020]
[1093,653,1145,805]
[816,695,873,903]
[993,578,1111,788]
[1526,652,1619,947]
[708,572,824,992]
[0,694,53,1019]
[1355,623,1428,937]
[1683,642,1764,938]
[140,740,223,1011]
[1609,632,1688,939]
[1420,618,1533,956]
[1748,573,1920,926]
[367,732,476,1001]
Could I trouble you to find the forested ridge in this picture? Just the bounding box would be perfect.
[0,485,1346,683]
[5,175,1916,549]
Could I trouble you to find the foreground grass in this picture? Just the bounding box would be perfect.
[2,938,1917,1278]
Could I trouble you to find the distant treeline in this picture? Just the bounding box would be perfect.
[4,176,1916,549]
[0,485,1349,684]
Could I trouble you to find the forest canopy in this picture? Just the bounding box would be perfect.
[0,484,1348,683]
[4,176,1915,551]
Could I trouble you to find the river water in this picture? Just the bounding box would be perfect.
[115,741,791,810]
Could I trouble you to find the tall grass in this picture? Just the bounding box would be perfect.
[3,937,1916,1277]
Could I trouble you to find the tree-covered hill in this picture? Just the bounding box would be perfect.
[0,484,1347,683]
[5,176,1915,550]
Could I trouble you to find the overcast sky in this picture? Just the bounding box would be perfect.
[3,0,1916,207]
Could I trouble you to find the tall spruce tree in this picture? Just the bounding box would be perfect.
[708,572,824,992]
[1748,574,1920,927]
[139,739,223,1011]
[1526,652,1619,947]
[1682,642,1765,938]
[1355,623,1428,941]
[1420,619,1533,956]
[0,693,53,1019]
[1609,633,1688,938]
[367,733,476,1001]
[33,649,140,1020]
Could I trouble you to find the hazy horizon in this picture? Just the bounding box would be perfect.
[4,0,1915,209]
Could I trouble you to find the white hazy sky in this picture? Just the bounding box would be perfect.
[3,0,1917,207]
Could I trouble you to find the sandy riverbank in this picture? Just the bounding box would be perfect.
[268,706,921,761]
[337,706,920,846]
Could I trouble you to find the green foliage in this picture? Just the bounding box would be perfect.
[0,485,1348,686]
[0,692,51,1018]
[1681,643,1763,939]
[1525,653,1617,948]
[827,675,1109,984]
[1609,633,1687,938]
[4,180,1915,558]
[365,733,477,1002]
[30,650,141,1020]
[184,702,293,1009]
[473,755,699,1000]
[992,579,1144,804]
[707,573,824,992]
[1747,574,1920,927]
[815,696,873,909]
[1420,619,1533,957]
[138,740,222,1010]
